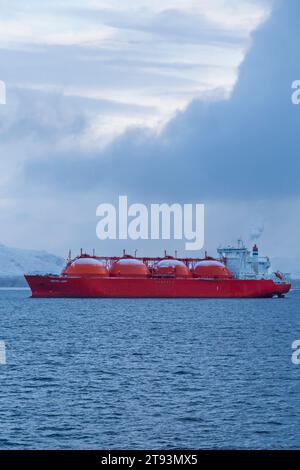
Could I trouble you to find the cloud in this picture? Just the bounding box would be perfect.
[75,7,249,45]
[0,1,266,199]
[0,0,267,134]
[19,0,299,204]
[5,0,298,257]
[70,0,269,37]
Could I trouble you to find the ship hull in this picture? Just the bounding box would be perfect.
[25,275,291,299]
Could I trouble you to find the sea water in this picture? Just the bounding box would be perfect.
[0,284,300,449]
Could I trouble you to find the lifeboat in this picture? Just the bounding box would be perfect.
[155,259,191,278]
[193,260,232,279]
[110,258,150,278]
[63,257,109,277]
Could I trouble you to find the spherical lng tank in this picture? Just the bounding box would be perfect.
[155,259,191,278]
[193,260,232,279]
[110,258,150,278]
[64,257,109,276]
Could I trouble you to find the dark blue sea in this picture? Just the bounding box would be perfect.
[1,284,300,450]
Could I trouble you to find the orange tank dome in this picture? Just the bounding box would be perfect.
[64,257,109,277]
[155,259,192,278]
[110,258,150,278]
[193,260,232,279]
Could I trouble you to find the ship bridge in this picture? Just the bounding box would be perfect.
[217,239,271,279]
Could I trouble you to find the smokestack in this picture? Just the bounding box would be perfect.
[252,244,259,275]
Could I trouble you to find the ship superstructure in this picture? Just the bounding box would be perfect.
[217,240,271,279]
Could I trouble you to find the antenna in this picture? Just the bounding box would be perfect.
[92,248,95,257]
[134,249,138,258]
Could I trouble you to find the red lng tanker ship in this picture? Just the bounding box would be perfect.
[25,242,291,298]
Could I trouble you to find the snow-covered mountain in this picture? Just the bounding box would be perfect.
[0,243,65,276]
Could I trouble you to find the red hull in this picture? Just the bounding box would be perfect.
[25,275,291,299]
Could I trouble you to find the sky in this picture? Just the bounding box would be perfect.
[0,0,299,260]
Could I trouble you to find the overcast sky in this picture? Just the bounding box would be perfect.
[1,0,299,260]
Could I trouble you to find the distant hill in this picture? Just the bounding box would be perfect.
[0,243,64,277]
